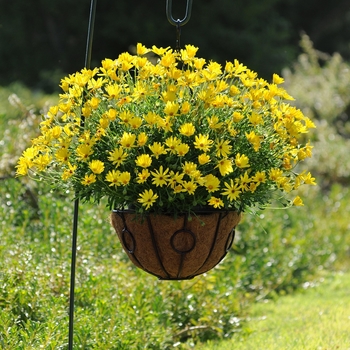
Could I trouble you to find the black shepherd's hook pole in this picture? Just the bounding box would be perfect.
[68,0,97,349]
[166,0,193,49]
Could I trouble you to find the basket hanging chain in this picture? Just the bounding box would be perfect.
[166,0,193,49]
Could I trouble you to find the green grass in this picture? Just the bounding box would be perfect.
[199,271,350,349]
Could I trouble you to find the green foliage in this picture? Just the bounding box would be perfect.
[0,83,57,177]
[283,35,350,188]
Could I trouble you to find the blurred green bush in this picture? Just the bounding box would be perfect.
[283,34,350,188]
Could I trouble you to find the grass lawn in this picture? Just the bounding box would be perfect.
[200,271,350,349]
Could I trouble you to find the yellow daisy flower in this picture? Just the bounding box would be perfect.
[175,143,190,157]
[89,160,105,174]
[179,122,195,137]
[136,154,152,168]
[138,189,159,209]
[137,169,151,184]
[151,166,170,187]
[81,174,97,186]
[208,196,224,209]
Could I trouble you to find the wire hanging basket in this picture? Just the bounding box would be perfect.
[111,209,241,280]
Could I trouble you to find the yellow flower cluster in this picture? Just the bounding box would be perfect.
[16,43,316,214]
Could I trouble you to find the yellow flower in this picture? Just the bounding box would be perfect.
[105,170,120,186]
[89,160,105,174]
[99,117,109,129]
[194,57,206,70]
[51,126,62,139]
[16,157,30,176]
[179,122,195,137]
[137,169,150,184]
[303,172,317,185]
[216,158,233,176]
[33,154,52,171]
[129,117,143,129]
[151,166,170,187]
[87,76,104,90]
[182,181,197,195]
[120,132,136,149]
[76,144,93,161]
[21,147,39,162]
[62,163,77,180]
[132,82,149,101]
[55,148,70,163]
[144,111,159,127]
[245,131,262,152]
[181,44,199,61]
[106,108,117,121]
[204,174,220,193]
[158,116,173,132]
[105,84,122,99]
[118,96,132,106]
[181,101,191,114]
[168,171,184,189]
[119,111,134,125]
[222,180,241,201]
[137,132,148,146]
[293,196,304,206]
[182,161,197,177]
[119,171,131,185]
[138,189,158,209]
[198,153,210,165]
[89,97,100,110]
[160,51,176,67]
[152,45,170,56]
[229,85,240,96]
[149,142,167,159]
[207,115,223,129]
[162,85,177,102]
[136,43,150,55]
[238,172,252,192]
[136,154,152,168]
[232,111,244,122]
[208,196,224,209]
[235,153,250,168]
[269,168,284,181]
[272,73,284,85]
[252,171,266,184]
[248,111,264,126]
[216,140,232,158]
[249,182,258,193]
[165,136,181,153]
[175,143,190,157]
[108,147,127,167]
[193,134,213,152]
[164,101,179,116]
[81,174,96,186]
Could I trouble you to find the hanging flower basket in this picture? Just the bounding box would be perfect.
[111,209,241,280]
[16,43,316,278]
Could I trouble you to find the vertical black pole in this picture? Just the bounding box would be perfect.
[68,1,97,349]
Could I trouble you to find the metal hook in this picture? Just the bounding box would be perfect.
[166,0,193,27]
[166,0,193,50]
